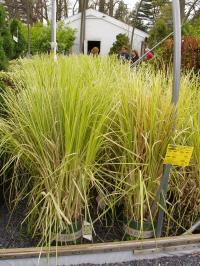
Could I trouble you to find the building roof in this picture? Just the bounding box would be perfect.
[64,8,148,38]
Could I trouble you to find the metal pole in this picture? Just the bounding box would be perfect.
[171,0,182,106]
[156,0,182,237]
[183,219,200,235]
[51,0,57,61]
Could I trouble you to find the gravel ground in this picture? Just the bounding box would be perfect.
[0,203,37,248]
[69,254,200,266]
[91,197,124,243]
[1,204,200,265]
[0,201,123,248]
[92,213,123,243]
[1,202,200,266]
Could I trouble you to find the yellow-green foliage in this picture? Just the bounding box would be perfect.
[0,55,199,244]
[0,55,119,244]
[165,74,200,235]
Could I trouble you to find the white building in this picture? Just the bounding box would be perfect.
[64,9,149,56]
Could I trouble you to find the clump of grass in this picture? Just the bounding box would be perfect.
[0,55,121,245]
[165,72,200,235]
[0,55,200,244]
[105,67,175,235]
[109,68,200,238]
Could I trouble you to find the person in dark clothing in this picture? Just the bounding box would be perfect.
[130,49,139,64]
[118,46,130,62]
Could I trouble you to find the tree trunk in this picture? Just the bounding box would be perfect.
[179,0,185,22]
[109,0,114,16]
[43,0,49,21]
[35,0,43,22]
[79,0,83,12]
[73,0,78,15]
[80,0,87,53]
[79,0,88,12]
[64,0,68,17]
[4,0,45,24]
[57,0,62,21]
[130,0,143,52]
[99,0,106,13]
[185,0,199,22]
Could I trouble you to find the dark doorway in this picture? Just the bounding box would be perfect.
[87,41,101,54]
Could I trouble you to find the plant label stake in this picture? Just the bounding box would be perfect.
[83,221,93,241]
[164,145,194,167]
[156,145,193,237]
[156,0,182,237]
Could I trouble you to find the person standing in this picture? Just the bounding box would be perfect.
[118,46,130,62]
[145,48,154,61]
[130,49,139,64]
[90,47,100,56]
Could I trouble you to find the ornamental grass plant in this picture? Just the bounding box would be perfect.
[104,67,176,238]
[0,55,199,244]
[165,73,200,235]
[0,55,121,245]
[102,67,200,239]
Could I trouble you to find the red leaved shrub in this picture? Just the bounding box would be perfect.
[163,36,200,71]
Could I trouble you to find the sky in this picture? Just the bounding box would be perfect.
[125,0,138,9]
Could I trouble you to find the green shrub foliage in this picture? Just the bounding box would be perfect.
[21,22,75,55]
[10,19,26,59]
[0,5,26,68]
[0,38,8,71]
[0,4,75,65]
[2,28,14,59]
[0,5,8,70]
[109,33,130,55]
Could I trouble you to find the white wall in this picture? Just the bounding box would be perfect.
[65,11,148,56]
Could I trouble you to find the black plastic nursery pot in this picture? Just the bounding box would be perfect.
[52,220,83,245]
[123,218,154,240]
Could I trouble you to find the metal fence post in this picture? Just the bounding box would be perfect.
[156,0,182,237]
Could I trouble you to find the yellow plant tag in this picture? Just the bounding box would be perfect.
[164,144,194,167]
